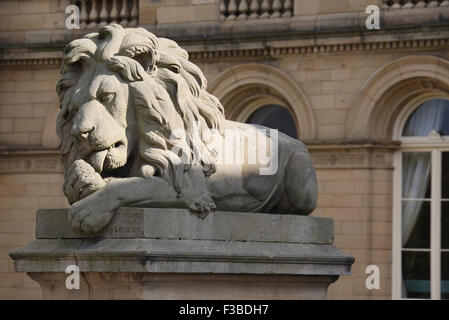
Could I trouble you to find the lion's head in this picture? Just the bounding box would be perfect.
[57,24,225,203]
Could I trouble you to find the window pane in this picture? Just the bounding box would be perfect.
[443,202,449,249]
[402,251,430,299]
[402,152,431,199]
[402,99,449,136]
[402,201,430,248]
[443,152,449,199]
[246,105,297,139]
[443,253,449,300]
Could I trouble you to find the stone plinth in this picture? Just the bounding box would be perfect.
[10,208,354,300]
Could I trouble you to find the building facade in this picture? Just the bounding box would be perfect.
[0,0,448,299]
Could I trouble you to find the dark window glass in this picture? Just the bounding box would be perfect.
[442,203,449,250]
[402,251,430,299]
[442,252,449,300]
[402,201,431,249]
[246,105,298,139]
[442,152,449,199]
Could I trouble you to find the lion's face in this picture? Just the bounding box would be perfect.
[70,62,137,175]
[58,24,225,194]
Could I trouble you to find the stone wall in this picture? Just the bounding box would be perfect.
[0,68,60,146]
[316,168,393,299]
[0,173,67,299]
[0,0,70,45]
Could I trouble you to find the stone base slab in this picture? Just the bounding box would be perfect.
[35,207,334,244]
[29,273,338,300]
[10,208,354,300]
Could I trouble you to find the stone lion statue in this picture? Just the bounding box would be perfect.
[57,24,317,234]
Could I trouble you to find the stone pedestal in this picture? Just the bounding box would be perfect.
[10,208,354,300]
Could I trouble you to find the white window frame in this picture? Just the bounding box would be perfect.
[392,98,449,300]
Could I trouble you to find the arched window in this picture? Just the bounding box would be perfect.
[393,98,449,300]
[402,99,449,137]
[246,104,298,139]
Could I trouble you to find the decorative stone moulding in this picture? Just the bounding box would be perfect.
[220,0,293,21]
[73,0,138,29]
[1,37,448,68]
[382,0,449,10]
[188,38,449,61]
[347,55,449,140]
[0,58,63,67]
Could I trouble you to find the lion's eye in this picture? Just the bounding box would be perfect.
[99,92,115,104]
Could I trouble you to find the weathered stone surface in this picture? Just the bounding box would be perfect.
[57,24,317,235]
[10,207,354,299]
[29,272,338,300]
[21,208,352,276]
[36,208,333,244]
[12,237,353,275]
[10,239,81,272]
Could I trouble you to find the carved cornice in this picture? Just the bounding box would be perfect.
[1,33,448,67]
[0,142,400,173]
[307,140,399,169]
[0,149,62,174]
[0,58,62,67]
[0,150,393,172]
[309,151,394,169]
[0,47,63,68]
[188,37,449,61]
[305,140,401,149]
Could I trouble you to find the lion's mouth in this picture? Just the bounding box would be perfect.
[88,141,126,173]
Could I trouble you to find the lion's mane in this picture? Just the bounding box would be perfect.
[56,24,225,194]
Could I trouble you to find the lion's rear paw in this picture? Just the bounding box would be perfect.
[191,193,216,218]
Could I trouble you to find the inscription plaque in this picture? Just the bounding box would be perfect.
[110,211,144,238]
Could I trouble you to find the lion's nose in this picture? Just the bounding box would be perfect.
[71,101,99,143]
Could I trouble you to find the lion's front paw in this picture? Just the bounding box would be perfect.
[64,159,106,204]
[191,192,216,219]
[68,188,117,234]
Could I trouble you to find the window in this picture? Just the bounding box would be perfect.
[246,104,298,139]
[393,98,449,300]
